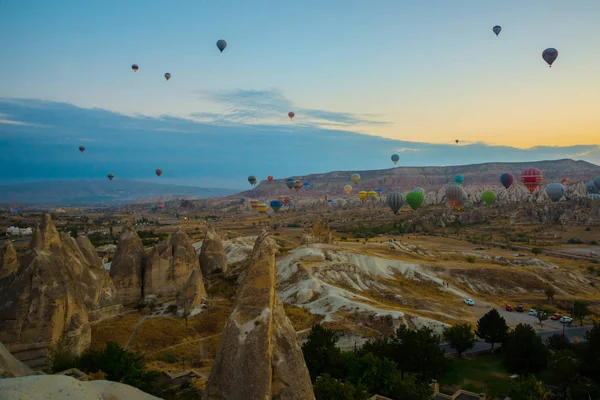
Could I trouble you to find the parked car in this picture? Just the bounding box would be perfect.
[464,298,475,306]
[505,305,513,312]
[560,316,573,324]
[550,313,562,320]
[529,309,537,316]
[516,305,524,312]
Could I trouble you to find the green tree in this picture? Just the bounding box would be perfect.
[302,325,343,382]
[393,325,447,381]
[544,286,556,302]
[503,324,549,375]
[573,301,591,326]
[70,227,78,238]
[475,308,509,351]
[536,305,550,327]
[442,324,476,357]
[507,376,551,400]
[548,349,580,397]
[546,333,570,351]
[313,374,367,400]
[531,247,543,255]
[582,323,600,384]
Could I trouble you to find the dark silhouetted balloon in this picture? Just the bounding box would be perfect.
[500,172,514,189]
[542,48,558,67]
[164,73,171,81]
[267,175,274,183]
[107,173,115,181]
[545,183,565,202]
[387,192,405,214]
[216,40,227,53]
[79,146,85,153]
[493,25,501,36]
[288,111,295,120]
[270,200,283,213]
[391,154,399,165]
[286,178,294,189]
[132,64,138,72]
[248,175,258,186]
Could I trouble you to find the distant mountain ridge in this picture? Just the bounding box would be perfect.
[0,180,237,206]
[239,159,600,198]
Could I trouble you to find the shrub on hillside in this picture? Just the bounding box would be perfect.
[465,256,477,264]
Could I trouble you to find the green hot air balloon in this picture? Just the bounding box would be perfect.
[545,183,565,202]
[248,175,258,186]
[406,191,424,211]
[481,190,497,206]
[387,192,405,215]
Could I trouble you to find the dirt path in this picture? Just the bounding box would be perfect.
[142,333,222,357]
[125,314,180,350]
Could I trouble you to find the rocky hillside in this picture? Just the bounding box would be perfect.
[239,159,600,198]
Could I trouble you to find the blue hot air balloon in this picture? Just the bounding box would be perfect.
[270,200,283,213]
[376,188,383,196]
[587,194,600,201]
[454,174,464,185]
[303,182,310,189]
[493,25,502,36]
[500,172,514,189]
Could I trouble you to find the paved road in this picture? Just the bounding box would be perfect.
[441,325,593,355]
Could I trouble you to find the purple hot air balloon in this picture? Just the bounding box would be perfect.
[542,48,558,67]
[500,172,514,189]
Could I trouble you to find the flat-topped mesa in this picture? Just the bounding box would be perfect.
[109,223,145,306]
[204,230,314,400]
[199,228,228,278]
[0,240,18,280]
[145,227,206,300]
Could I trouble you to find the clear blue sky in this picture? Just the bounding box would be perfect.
[1,1,599,188]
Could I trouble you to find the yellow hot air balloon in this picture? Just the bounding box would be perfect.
[343,185,352,195]
[257,203,268,215]
[368,191,377,198]
[351,173,361,185]
[250,199,259,210]
[358,191,368,200]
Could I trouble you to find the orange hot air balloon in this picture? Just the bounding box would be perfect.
[250,199,259,210]
[268,175,274,183]
[520,168,543,193]
[288,111,295,120]
[293,180,302,191]
[155,169,163,177]
[343,185,352,195]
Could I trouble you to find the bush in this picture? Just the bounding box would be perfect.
[156,351,179,364]
[166,304,178,314]
[531,247,543,256]
[465,256,477,264]
[589,240,598,245]
[134,302,147,311]
[587,266,596,274]
[567,238,584,244]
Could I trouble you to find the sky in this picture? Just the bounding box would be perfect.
[1,1,599,188]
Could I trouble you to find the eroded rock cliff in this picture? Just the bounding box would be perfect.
[199,228,228,277]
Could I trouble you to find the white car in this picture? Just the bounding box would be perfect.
[529,309,537,316]
[560,316,573,324]
[464,298,475,306]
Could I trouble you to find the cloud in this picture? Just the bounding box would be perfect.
[0,98,599,189]
[195,89,390,127]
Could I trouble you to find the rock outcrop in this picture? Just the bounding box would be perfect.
[204,231,314,400]
[302,218,333,245]
[199,228,228,277]
[145,227,206,302]
[0,240,18,280]
[176,268,205,309]
[0,214,121,370]
[109,224,145,305]
[0,342,34,378]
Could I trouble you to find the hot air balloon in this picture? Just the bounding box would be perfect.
[164,73,171,81]
[358,191,368,200]
[107,173,115,181]
[368,190,377,198]
[79,146,85,153]
[286,178,295,190]
[157,201,165,210]
[376,188,383,196]
[283,196,292,206]
[151,204,158,213]
[545,183,565,202]
[240,196,246,204]
[351,173,361,185]
[406,191,424,210]
[455,190,468,211]
[288,112,295,120]
[131,64,139,72]
[594,176,600,190]
[454,174,464,185]
[216,40,227,53]
[303,182,310,189]
[455,139,459,144]
[542,48,558,67]
[413,187,425,194]
[561,178,571,184]
[520,168,543,193]
[270,200,283,213]
[343,185,352,195]
[155,169,163,177]
[587,194,600,201]
[391,154,400,165]
[248,175,258,186]
[250,199,260,210]
[586,180,599,194]
[257,203,268,215]
[481,190,497,206]
[387,192,405,215]
[493,25,502,36]
[328,199,337,207]
[293,180,302,191]
[277,195,285,203]
[445,184,464,206]
[267,175,274,183]
[500,172,514,189]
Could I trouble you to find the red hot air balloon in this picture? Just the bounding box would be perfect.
[155,169,163,177]
[520,168,543,192]
[268,175,274,183]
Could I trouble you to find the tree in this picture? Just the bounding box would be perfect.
[70,227,78,238]
[582,323,600,384]
[573,301,591,326]
[536,305,550,327]
[546,333,570,351]
[503,324,549,375]
[393,325,447,382]
[532,247,543,256]
[544,286,556,302]
[548,349,581,396]
[313,374,367,400]
[182,303,191,326]
[475,309,509,351]
[507,376,551,400]
[302,325,343,382]
[442,324,476,357]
